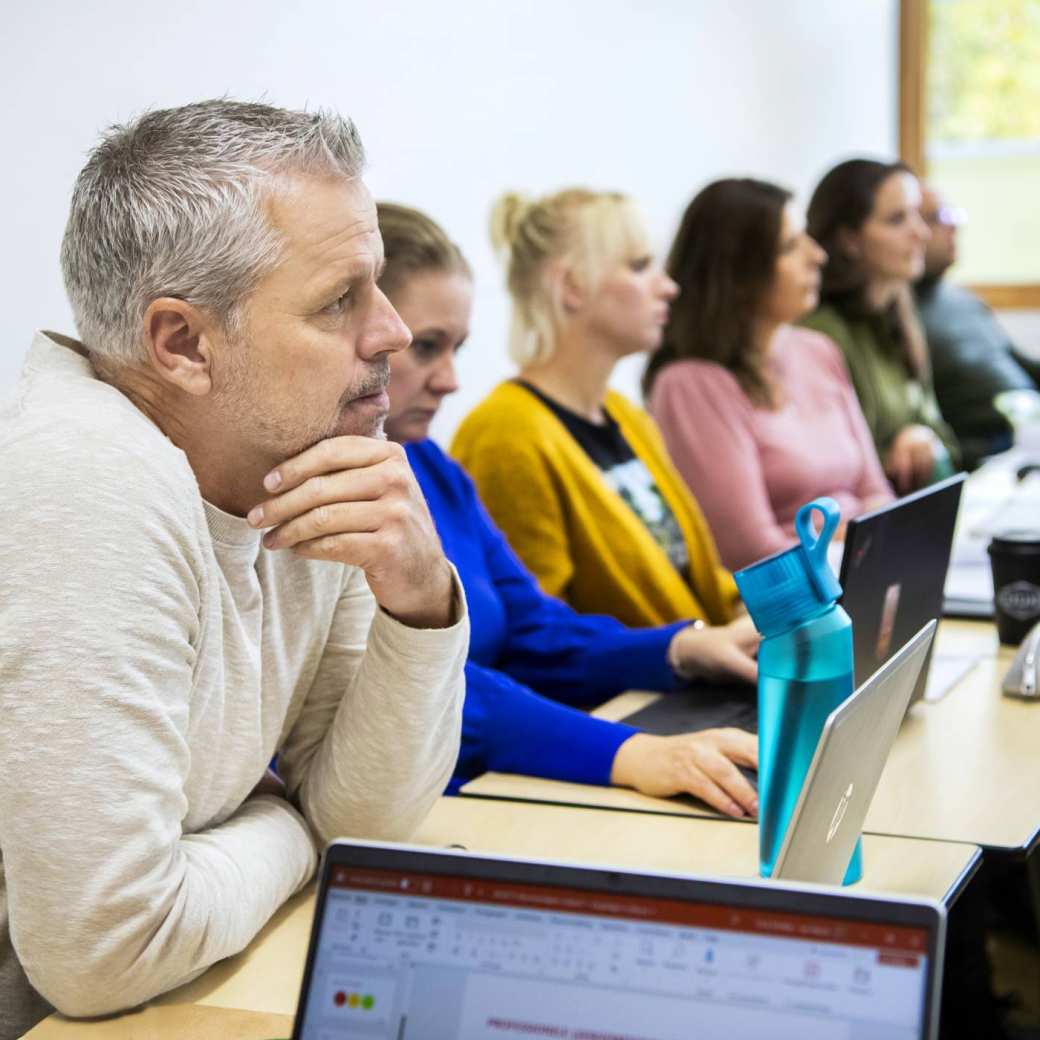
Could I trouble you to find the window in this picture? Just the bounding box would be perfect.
[900,0,1040,307]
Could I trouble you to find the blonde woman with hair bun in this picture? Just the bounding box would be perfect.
[452,188,758,681]
[378,201,758,816]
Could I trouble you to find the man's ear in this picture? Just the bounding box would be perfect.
[143,298,216,397]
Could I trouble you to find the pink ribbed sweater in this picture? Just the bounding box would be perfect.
[649,326,893,571]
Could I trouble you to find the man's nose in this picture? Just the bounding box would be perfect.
[360,289,412,359]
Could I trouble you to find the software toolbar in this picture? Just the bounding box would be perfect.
[299,885,928,1040]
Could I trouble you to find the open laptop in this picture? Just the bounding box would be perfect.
[838,474,968,704]
[292,840,945,1040]
[621,623,934,857]
[622,474,969,745]
[773,621,935,886]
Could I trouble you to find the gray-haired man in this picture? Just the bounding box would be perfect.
[915,184,1040,468]
[0,100,467,1037]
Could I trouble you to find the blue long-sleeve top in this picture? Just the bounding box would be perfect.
[407,439,686,790]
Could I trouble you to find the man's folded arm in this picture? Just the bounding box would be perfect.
[0,471,316,1018]
[278,565,468,843]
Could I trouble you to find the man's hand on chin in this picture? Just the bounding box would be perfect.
[247,436,456,629]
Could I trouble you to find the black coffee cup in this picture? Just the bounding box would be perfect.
[988,530,1040,644]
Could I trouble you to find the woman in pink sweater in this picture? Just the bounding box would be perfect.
[645,178,892,572]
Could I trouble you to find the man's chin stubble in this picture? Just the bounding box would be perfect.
[303,408,386,452]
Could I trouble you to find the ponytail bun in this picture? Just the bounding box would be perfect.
[489,191,531,256]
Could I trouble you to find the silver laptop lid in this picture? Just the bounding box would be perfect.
[773,620,937,887]
[294,839,944,1039]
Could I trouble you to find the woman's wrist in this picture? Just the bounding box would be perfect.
[668,619,706,680]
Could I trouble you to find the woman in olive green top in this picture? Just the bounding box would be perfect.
[801,159,959,493]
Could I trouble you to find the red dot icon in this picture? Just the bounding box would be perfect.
[334,991,347,1007]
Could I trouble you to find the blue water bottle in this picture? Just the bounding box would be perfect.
[734,497,863,885]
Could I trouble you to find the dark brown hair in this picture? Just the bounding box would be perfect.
[806,158,926,376]
[376,201,471,301]
[806,157,911,306]
[643,178,791,405]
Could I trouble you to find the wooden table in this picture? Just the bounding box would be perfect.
[414,797,980,904]
[27,797,980,1036]
[25,1006,294,1040]
[464,620,1040,855]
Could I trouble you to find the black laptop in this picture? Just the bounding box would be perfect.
[624,473,970,739]
[839,474,967,704]
[291,840,945,1039]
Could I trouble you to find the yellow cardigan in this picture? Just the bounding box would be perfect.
[450,381,740,628]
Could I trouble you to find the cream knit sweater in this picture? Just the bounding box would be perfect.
[0,333,467,1038]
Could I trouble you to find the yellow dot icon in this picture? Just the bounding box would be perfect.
[348,993,360,1008]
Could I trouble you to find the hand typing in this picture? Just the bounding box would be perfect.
[610,728,759,818]
[670,615,760,685]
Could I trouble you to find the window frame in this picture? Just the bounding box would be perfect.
[899,0,1040,309]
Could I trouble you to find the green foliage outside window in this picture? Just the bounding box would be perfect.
[929,0,1040,144]
[926,0,1040,283]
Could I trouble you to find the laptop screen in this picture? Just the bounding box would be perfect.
[840,474,965,692]
[295,863,933,1040]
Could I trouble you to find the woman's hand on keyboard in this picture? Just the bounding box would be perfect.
[670,616,760,685]
[610,729,759,818]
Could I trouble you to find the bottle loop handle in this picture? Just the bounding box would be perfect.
[795,497,842,603]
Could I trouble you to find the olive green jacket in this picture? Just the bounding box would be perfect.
[801,304,960,466]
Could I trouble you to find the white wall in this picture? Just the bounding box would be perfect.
[0,0,901,441]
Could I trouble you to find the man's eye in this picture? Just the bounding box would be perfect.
[325,291,351,314]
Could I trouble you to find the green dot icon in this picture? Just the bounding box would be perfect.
[362,994,375,1010]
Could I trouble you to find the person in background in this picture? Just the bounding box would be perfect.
[376,200,759,819]
[451,188,748,636]
[0,101,468,1039]
[801,158,960,493]
[915,184,1040,468]
[644,178,892,572]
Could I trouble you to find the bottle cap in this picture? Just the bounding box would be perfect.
[734,498,843,637]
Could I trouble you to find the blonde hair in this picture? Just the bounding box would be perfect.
[489,188,649,366]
